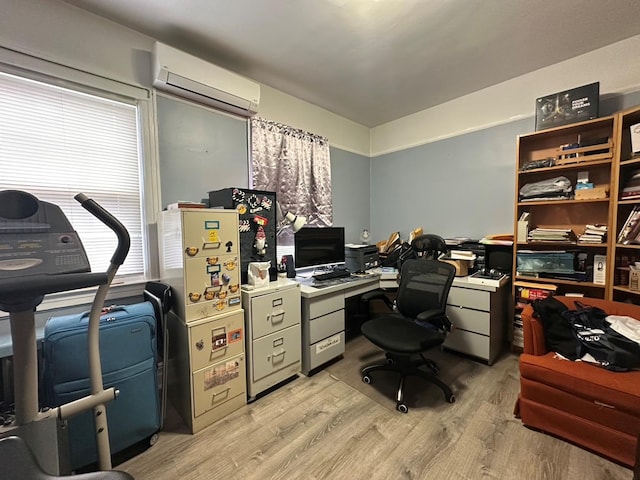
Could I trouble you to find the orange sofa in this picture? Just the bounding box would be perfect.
[514,296,640,467]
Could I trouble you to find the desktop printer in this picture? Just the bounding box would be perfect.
[345,244,379,272]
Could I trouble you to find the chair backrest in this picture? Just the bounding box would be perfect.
[395,258,456,320]
[410,234,448,259]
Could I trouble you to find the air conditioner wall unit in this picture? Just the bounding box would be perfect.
[152,42,260,117]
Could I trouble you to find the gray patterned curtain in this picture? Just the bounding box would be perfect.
[250,117,332,247]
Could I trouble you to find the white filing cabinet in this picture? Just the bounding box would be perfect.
[159,208,246,433]
[442,277,508,365]
[241,280,301,401]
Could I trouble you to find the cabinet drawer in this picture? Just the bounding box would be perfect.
[251,287,301,339]
[307,331,345,371]
[443,330,489,361]
[184,253,242,321]
[188,311,245,372]
[306,293,344,319]
[181,209,239,257]
[251,324,301,381]
[309,309,344,344]
[192,353,245,417]
[447,286,490,311]
[446,305,490,336]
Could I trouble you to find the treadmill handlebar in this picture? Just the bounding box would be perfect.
[74,193,130,267]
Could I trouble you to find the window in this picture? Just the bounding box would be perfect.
[0,71,146,279]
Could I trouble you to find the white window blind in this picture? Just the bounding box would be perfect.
[0,71,144,277]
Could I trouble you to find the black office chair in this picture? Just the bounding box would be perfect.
[360,256,457,413]
[410,233,448,259]
[0,436,134,480]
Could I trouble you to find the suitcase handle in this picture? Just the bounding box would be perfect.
[78,305,130,321]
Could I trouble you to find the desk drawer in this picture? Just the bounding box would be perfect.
[309,309,344,344]
[192,353,245,417]
[447,286,489,311]
[307,331,345,371]
[188,311,245,372]
[446,306,490,336]
[250,287,300,339]
[306,292,344,319]
[251,324,301,381]
[343,280,379,299]
[443,330,489,361]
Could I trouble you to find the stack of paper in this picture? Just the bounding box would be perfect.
[577,224,607,244]
[528,227,576,243]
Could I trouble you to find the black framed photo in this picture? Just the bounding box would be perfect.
[535,82,599,131]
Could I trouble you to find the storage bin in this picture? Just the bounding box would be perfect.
[516,252,576,274]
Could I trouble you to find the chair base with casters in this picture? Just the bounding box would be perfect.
[361,317,456,413]
[1,436,133,480]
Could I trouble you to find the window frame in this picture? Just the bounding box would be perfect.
[0,46,161,311]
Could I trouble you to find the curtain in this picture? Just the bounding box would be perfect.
[250,117,332,247]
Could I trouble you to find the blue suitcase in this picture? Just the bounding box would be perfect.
[42,302,160,470]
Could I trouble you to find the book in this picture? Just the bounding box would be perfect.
[617,206,640,244]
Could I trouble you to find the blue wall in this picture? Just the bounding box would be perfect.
[368,90,640,244]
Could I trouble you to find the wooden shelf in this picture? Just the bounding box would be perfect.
[615,243,640,249]
[519,158,612,175]
[515,276,605,289]
[518,198,609,207]
[612,286,640,295]
[620,157,640,166]
[516,242,606,248]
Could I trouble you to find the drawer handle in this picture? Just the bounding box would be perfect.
[269,311,285,324]
[209,347,228,361]
[270,349,286,364]
[211,387,231,404]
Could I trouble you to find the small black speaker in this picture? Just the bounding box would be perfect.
[283,255,296,278]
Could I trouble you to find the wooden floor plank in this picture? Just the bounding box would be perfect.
[118,335,631,480]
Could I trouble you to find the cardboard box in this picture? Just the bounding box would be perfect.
[440,258,470,277]
[574,184,609,200]
[535,82,599,131]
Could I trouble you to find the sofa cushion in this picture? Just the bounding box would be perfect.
[520,352,640,416]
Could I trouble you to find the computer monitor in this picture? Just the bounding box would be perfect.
[294,227,345,269]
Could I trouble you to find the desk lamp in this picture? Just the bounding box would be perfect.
[284,211,307,232]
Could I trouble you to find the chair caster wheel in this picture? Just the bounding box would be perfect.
[447,394,456,404]
[362,375,372,384]
[396,403,408,413]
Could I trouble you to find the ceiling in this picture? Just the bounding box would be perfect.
[63,0,640,128]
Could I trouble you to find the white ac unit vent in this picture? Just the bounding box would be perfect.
[152,42,260,117]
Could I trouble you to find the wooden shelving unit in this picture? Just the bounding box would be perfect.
[609,105,640,304]
[511,116,617,348]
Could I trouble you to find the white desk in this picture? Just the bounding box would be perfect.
[298,270,509,374]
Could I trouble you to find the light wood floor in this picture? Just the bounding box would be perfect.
[119,336,632,480]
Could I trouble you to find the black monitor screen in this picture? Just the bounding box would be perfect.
[294,227,345,269]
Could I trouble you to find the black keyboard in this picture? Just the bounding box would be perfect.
[312,269,351,281]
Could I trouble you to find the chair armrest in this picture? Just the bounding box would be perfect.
[361,290,394,311]
[416,309,452,332]
[521,303,547,355]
